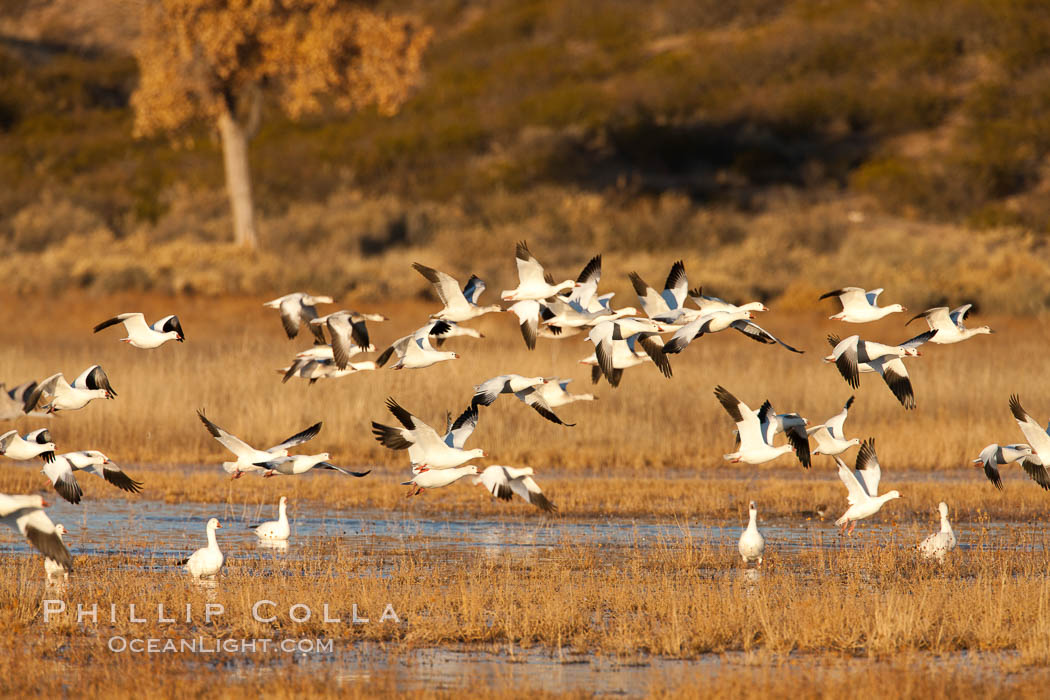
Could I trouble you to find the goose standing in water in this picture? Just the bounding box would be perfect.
[834,439,902,536]
[0,494,72,571]
[44,524,70,582]
[738,501,766,566]
[905,304,992,344]
[972,443,1048,491]
[819,287,906,323]
[250,497,290,541]
[178,518,224,579]
[918,502,956,562]
[93,312,184,348]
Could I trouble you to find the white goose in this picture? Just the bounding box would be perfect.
[906,304,992,344]
[628,261,689,323]
[474,465,556,512]
[663,310,803,355]
[178,518,224,579]
[372,399,485,469]
[197,410,322,478]
[305,310,381,367]
[819,287,906,323]
[375,320,458,370]
[0,380,50,420]
[688,287,768,315]
[972,443,1048,491]
[261,452,370,478]
[42,450,144,504]
[0,494,72,571]
[587,318,671,385]
[24,365,117,413]
[279,357,377,384]
[472,375,574,426]
[0,429,56,463]
[578,335,657,387]
[412,263,502,322]
[535,378,596,408]
[1009,395,1050,480]
[834,439,902,535]
[500,241,576,301]
[738,501,765,565]
[918,502,956,562]
[250,497,290,540]
[264,292,334,339]
[806,396,860,457]
[93,312,184,348]
[44,524,70,582]
[714,386,796,465]
[825,332,934,409]
[402,465,479,497]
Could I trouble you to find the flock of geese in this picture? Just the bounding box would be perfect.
[0,241,1046,579]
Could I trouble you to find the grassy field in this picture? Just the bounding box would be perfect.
[3,294,1050,696]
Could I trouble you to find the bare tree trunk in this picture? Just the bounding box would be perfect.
[217,108,258,249]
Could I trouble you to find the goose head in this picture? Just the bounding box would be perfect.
[55,524,68,538]
[206,518,222,531]
[937,501,949,519]
[884,490,903,502]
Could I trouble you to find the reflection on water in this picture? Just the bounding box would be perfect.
[0,497,1044,572]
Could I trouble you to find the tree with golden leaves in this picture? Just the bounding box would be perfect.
[132,0,431,249]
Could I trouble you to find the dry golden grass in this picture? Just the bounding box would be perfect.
[3,531,1050,696]
[1,294,1048,477]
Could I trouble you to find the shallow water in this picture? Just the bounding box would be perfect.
[1,497,1043,567]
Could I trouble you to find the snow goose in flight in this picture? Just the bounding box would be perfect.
[0,429,56,463]
[905,304,993,344]
[196,410,322,478]
[664,310,803,355]
[628,261,689,323]
[819,287,906,323]
[688,287,768,315]
[431,321,487,349]
[587,318,671,385]
[714,386,796,465]
[264,292,334,339]
[0,381,50,420]
[43,450,144,504]
[402,465,479,497]
[412,263,502,322]
[1009,395,1050,477]
[972,443,1048,491]
[279,358,377,384]
[505,300,584,348]
[500,241,576,301]
[93,312,184,348]
[306,310,383,366]
[0,494,72,571]
[472,375,575,426]
[738,501,765,565]
[250,497,290,540]
[918,502,956,562]
[834,439,902,535]
[761,404,811,468]
[536,378,596,408]
[262,454,370,478]
[825,332,934,409]
[24,365,117,413]
[372,399,486,469]
[474,465,556,512]
[375,320,457,370]
[578,335,658,388]
[177,518,223,579]
[806,396,860,457]
[44,523,69,582]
